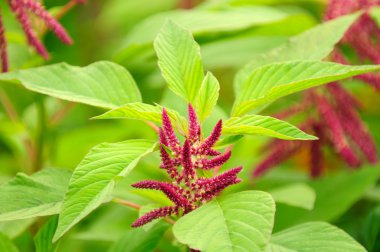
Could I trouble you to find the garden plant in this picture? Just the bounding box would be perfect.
[0,0,380,251]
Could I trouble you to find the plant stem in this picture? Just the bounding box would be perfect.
[113,198,141,210]
[0,88,19,122]
[113,198,176,225]
[33,95,46,172]
[50,102,75,126]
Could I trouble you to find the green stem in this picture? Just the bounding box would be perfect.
[33,95,46,172]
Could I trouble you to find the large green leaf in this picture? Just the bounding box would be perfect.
[274,166,380,231]
[120,6,288,47]
[196,72,220,121]
[362,206,380,251]
[0,219,35,239]
[223,115,316,140]
[269,183,315,210]
[0,61,141,109]
[34,216,59,252]
[0,233,18,252]
[53,140,157,242]
[234,13,359,92]
[173,191,275,252]
[154,21,204,104]
[109,222,169,252]
[232,61,380,116]
[267,222,366,252]
[0,168,71,221]
[94,102,188,133]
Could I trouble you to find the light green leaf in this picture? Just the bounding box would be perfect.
[267,222,366,252]
[269,183,315,210]
[0,168,71,221]
[274,166,380,230]
[120,6,289,47]
[232,61,380,116]
[234,13,359,92]
[214,135,244,149]
[109,222,168,252]
[370,7,380,27]
[34,216,59,252]
[196,72,220,121]
[94,102,188,133]
[154,21,204,103]
[223,115,316,140]
[173,191,275,252]
[0,219,35,239]
[0,61,141,109]
[53,140,157,242]
[0,233,18,252]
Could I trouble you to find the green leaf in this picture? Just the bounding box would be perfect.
[268,222,366,252]
[214,135,244,149]
[0,219,35,239]
[34,216,59,252]
[223,115,316,140]
[154,21,204,104]
[173,191,275,252]
[274,166,380,231]
[232,61,380,116]
[119,6,289,48]
[109,221,168,252]
[269,183,315,210]
[234,13,359,92]
[196,72,220,122]
[0,233,18,252]
[0,61,141,109]
[53,140,157,242]
[362,206,380,251]
[370,7,380,27]
[0,168,71,221]
[94,102,188,133]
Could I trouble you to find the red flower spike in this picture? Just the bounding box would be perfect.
[198,166,242,201]
[0,12,8,72]
[255,0,380,178]
[310,138,323,178]
[198,149,231,170]
[336,102,378,164]
[316,94,361,167]
[21,0,73,44]
[198,120,222,154]
[327,83,361,109]
[253,140,303,177]
[131,206,176,228]
[188,104,201,143]
[0,0,81,69]
[131,105,242,227]
[9,0,49,59]
[162,108,180,149]
[132,181,188,207]
[181,139,195,178]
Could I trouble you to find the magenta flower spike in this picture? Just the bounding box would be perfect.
[254,0,380,178]
[131,104,242,228]
[0,0,83,70]
[21,0,73,45]
[188,104,201,143]
[326,0,380,90]
[0,12,8,72]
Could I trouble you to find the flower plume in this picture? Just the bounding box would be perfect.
[254,0,380,178]
[131,104,242,227]
[0,0,84,72]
